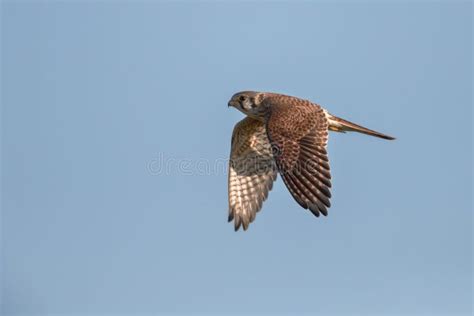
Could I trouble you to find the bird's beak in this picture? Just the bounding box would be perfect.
[228,100,236,108]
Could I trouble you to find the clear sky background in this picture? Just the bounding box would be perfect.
[1,1,472,315]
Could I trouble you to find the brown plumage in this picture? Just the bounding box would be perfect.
[228,91,394,231]
[228,117,277,231]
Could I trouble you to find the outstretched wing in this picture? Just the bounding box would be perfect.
[228,117,277,231]
[264,95,332,217]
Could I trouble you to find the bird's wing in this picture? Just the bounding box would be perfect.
[264,95,332,217]
[228,117,277,231]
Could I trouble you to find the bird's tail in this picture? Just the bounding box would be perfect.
[326,113,395,140]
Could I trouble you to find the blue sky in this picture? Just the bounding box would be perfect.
[1,1,472,315]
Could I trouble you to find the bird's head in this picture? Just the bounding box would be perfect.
[228,91,268,120]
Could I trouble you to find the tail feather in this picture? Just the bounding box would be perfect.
[327,114,395,140]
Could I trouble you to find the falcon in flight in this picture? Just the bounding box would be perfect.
[228,91,394,231]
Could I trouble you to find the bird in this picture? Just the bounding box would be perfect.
[227,91,395,231]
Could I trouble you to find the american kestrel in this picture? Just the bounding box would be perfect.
[228,91,394,231]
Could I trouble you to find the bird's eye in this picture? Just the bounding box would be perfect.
[239,96,246,102]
